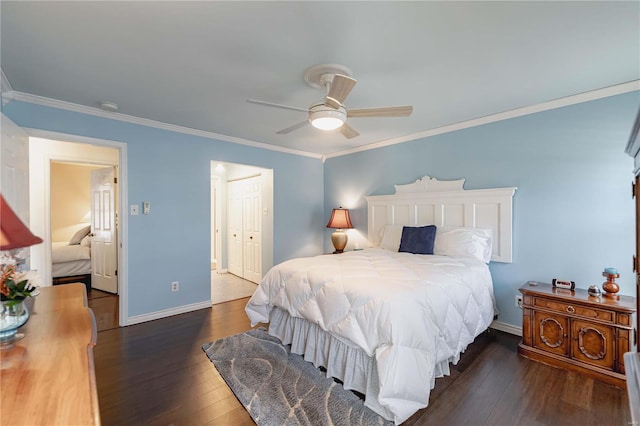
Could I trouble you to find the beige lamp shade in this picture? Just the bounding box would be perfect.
[1,195,43,250]
[326,208,353,230]
[326,208,353,253]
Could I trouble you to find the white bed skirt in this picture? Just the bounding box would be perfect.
[268,307,461,423]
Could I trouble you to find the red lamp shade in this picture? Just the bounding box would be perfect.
[1,195,43,250]
[326,208,353,229]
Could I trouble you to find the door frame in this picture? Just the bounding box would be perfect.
[27,128,129,327]
[210,161,273,285]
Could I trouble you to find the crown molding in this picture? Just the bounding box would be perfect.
[8,91,323,160]
[7,79,639,161]
[1,68,15,106]
[0,68,13,94]
[324,80,640,159]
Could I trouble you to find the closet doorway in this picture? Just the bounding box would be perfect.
[210,161,273,303]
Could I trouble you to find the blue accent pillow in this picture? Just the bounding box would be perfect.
[398,225,437,255]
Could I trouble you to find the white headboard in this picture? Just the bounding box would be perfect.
[365,176,517,263]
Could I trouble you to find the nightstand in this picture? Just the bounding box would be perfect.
[518,281,636,387]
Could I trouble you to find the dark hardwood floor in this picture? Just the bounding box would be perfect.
[87,288,119,332]
[94,298,631,425]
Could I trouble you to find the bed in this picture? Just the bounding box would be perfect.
[246,177,516,424]
[51,225,92,289]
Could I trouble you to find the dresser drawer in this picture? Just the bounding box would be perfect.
[533,296,614,324]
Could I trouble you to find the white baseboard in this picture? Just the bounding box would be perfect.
[490,320,522,336]
[216,268,229,274]
[125,300,212,326]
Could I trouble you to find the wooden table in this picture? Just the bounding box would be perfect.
[0,283,100,425]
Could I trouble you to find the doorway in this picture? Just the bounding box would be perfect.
[28,134,127,327]
[49,162,118,293]
[210,161,273,304]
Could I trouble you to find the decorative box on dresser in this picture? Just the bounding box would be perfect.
[0,283,100,425]
[624,106,640,421]
[518,281,636,388]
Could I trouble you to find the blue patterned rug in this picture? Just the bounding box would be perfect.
[202,327,392,425]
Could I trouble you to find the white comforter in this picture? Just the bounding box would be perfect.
[245,248,495,424]
[51,242,91,263]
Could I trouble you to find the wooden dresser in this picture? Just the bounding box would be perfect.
[518,281,636,388]
[0,283,100,425]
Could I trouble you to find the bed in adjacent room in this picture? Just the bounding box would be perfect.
[51,225,92,289]
[245,177,516,424]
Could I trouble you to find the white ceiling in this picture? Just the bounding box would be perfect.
[1,1,639,156]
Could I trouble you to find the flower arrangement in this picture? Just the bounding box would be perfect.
[0,252,39,307]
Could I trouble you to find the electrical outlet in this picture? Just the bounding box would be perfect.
[171,281,179,292]
[515,294,523,308]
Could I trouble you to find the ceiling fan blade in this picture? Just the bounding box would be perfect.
[247,99,308,113]
[347,105,413,118]
[276,120,309,135]
[339,122,360,139]
[326,74,356,108]
[325,96,342,110]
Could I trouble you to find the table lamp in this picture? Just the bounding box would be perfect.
[326,207,353,254]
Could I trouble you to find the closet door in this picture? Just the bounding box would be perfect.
[226,176,263,283]
[227,180,243,277]
[242,176,262,283]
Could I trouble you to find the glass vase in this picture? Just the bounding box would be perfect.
[0,299,29,344]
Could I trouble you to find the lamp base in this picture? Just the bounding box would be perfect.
[331,229,348,254]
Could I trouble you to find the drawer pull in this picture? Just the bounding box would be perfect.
[567,306,575,314]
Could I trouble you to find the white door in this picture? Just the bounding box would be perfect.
[242,176,262,283]
[227,180,243,277]
[210,176,223,269]
[0,114,30,223]
[91,167,118,293]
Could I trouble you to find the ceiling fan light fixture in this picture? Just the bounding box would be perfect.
[309,105,346,131]
[311,115,344,130]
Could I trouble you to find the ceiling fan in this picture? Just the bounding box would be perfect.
[247,64,413,139]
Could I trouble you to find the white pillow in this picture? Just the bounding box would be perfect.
[69,225,91,245]
[434,227,493,263]
[80,235,92,247]
[378,224,404,251]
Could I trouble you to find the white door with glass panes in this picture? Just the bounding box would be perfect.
[91,167,118,293]
[227,176,262,283]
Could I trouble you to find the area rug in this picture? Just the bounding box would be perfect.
[202,327,392,425]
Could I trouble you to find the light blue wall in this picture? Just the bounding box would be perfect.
[1,101,324,317]
[4,92,639,328]
[324,92,640,328]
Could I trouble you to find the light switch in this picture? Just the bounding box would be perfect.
[263,207,268,216]
[130,204,139,216]
[143,201,150,215]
